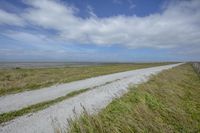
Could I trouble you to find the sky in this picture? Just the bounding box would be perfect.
[0,0,200,62]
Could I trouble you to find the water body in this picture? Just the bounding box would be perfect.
[0,62,102,69]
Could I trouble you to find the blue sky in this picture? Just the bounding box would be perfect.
[0,0,200,62]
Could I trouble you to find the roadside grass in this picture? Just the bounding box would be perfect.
[0,78,121,124]
[0,88,90,124]
[0,63,171,96]
[68,64,200,133]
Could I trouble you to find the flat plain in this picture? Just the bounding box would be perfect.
[0,62,171,96]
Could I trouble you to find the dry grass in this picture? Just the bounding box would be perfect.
[68,64,200,133]
[0,63,170,96]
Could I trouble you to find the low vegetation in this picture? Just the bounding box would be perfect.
[0,88,90,124]
[0,63,171,96]
[68,64,200,133]
[0,78,120,124]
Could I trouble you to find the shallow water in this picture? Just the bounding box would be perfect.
[0,62,102,69]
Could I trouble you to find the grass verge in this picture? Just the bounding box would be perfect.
[0,63,172,96]
[68,64,200,133]
[0,78,121,124]
[0,88,90,124]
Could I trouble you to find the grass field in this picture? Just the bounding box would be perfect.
[68,64,200,133]
[0,63,170,96]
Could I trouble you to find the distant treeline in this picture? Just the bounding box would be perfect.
[192,62,200,74]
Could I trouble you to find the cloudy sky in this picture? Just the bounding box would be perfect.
[0,0,200,62]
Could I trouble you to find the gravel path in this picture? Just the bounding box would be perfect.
[0,63,181,133]
[0,64,179,114]
[0,65,167,114]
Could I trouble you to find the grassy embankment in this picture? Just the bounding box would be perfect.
[0,63,170,96]
[0,63,171,124]
[68,64,200,133]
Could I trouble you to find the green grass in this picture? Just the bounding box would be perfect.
[0,88,90,124]
[0,63,171,96]
[68,64,200,133]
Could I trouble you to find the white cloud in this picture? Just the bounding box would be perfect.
[23,0,79,30]
[0,9,25,26]
[112,0,122,5]
[86,5,97,18]
[20,0,200,49]
[1,0,200,51]
[2,30,67,51]
[127,0,135,9]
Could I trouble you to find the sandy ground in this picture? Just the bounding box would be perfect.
[0,63,181,133]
